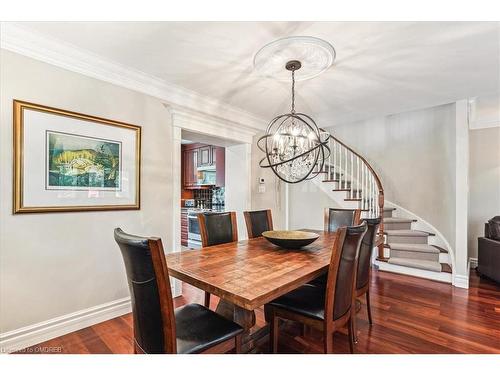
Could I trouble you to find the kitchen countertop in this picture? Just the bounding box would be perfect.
[186,206,226,214]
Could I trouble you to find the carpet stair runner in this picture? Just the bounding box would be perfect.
[381,207,450,273]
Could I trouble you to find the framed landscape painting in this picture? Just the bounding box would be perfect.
[13,100,141,213]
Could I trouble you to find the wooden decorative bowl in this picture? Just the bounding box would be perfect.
[262,230,320,249]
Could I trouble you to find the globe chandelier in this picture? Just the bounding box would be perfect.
[256,38,333,183]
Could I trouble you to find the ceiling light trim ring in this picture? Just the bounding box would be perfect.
[253,36,336,82]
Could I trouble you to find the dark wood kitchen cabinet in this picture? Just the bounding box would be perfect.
[213,146,225,187]
[198,146,212,167]
[181,143,225,189]
[182,148,198,187]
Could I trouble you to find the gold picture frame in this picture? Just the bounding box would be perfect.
[13,100,141,213]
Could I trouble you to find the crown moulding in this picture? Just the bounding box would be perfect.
[0,22,267,133]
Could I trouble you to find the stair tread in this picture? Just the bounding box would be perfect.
[383,207,396,212]
[383,217,416,223]
[388,257,442,272]
[433,245,449,254]
[385,229,432,237]
[389,243,440,253]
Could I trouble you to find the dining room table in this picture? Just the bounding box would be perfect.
[165,229,338,353]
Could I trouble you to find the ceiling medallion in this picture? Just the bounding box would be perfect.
[256,37,333,183]
[253,36,336,81]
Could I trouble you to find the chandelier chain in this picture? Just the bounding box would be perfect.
[291,69,295,114]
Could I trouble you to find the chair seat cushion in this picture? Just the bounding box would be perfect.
[267,284,325,321]
[307,272,327,287]
[175,303,243,354]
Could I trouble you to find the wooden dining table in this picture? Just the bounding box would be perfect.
[165,229,337,353]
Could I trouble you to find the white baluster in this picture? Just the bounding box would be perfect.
[368,177,372,217]
[333,140,336,181]
[340,145,344,188]
[356,157,360,199]
[328,139,332,179]
[372,177,375,217]
[361,163,365,210]
[364,165,368,211]
[372,177,376,217]
[326,138,332,180]
[339,144,343,188]
[350,152,353,197]
[345,146,348,189]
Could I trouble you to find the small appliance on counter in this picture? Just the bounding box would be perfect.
[183,199,195,207]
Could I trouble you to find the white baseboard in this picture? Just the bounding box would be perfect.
[453,274,470,289]
[0,297,131,353]
[374,260,452,283]
[451,259,472,289]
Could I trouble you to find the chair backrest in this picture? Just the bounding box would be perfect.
[356,218,381,290]
[324,208,361,232]
[198,211,238,247]
[114,228,176,354]
[324,222,367,321]
[243,209,273,239]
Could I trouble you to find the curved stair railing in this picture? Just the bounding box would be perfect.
[319,135,385,258]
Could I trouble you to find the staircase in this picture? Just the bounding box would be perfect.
[379,207,452,278]
[316,134,452,283]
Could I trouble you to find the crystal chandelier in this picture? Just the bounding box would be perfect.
[257,59,330,183]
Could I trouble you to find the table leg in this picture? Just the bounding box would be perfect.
[216,299,256,329]
[215,299,269,353]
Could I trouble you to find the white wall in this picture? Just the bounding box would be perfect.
[0,50,173,335]
[289,183,332,230]
[469,93,500,130]
[468,126,500,258]
[225,143,252,240]
[250,133,287,229]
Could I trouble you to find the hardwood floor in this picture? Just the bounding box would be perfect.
[16,270,500,354]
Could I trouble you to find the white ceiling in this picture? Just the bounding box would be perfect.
[20,22,500,127]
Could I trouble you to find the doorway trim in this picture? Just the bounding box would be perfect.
[168,105,260,296]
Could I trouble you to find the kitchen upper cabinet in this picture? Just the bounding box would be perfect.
[214,147,225,187]
[182,143,225,189]
[182,148,198,187]
[198,146,212,167]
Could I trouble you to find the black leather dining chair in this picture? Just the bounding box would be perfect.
[307,217,381,343]
[198,212,238,308]
[308,208,363,288]
[324,208,362,232]
[351,217,381,343]
[243,209,273,239]
[264,222,367,354]
[114,228,243,354]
